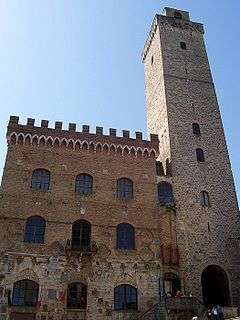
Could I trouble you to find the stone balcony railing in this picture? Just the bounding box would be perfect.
[65,239,98,256]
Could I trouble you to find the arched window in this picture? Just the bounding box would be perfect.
[200,191,210,207]
[67,282,87,309]
[75,174,93,195]
[117,178,133,200]
[72,220,91,251]
[24,216,46,244]
[180,41,187,50]
[192,123,201,135]
[117,223,135,250]
[114,285,137,310]
[196,148,205,162]
[164,273,181,297]
[158,182,174,204]
[174,11,182,19]
[12,280,39,307]
[31,169,50,190]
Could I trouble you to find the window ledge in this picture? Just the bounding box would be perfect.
[9,306,37,312]
[115,248,136,253]
[67,308,86,312]
[114,310,139,313]
[30,188,50,193]
[116,197,135,202]
[75,193,95,198]
[23,242,46,246]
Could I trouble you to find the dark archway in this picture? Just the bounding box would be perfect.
[201,265,231,307]
[164,273,181,297]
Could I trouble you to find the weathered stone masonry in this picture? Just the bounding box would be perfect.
[0,116,180,319]
[143,6,240,307]
[0,6,239,320]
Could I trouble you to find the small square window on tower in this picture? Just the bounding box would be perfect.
[174,11,183,20]
[180,42,187,50]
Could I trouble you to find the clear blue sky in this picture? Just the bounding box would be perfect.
[0,0,239,203]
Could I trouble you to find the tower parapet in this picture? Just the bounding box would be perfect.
[7,116,159,158]
[142,8,204,62]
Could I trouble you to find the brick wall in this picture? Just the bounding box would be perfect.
[0,119,179,319]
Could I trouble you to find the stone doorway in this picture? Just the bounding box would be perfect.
[201,265,231,306]
[164,273,181,297]
[10,313,36,320]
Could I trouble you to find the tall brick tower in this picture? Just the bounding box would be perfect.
[142,7,240,306]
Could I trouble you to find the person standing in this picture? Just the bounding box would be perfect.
[212,306,219,320]
[217,305,224,320]
[207,309,212,319]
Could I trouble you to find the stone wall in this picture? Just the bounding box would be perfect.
[143,8,240,305]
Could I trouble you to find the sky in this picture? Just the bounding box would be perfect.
[0,0,239,203]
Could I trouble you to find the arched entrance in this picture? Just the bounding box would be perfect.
[164,273,181,297]
[201,265,230,306]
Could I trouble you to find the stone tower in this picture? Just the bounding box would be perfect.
[142,7,240,306]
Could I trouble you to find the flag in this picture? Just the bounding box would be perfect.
[37,287,44,309]
[58,290,67,304]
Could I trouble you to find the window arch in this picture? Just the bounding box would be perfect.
[12,280,39,307]
[196,148,205,162]
[200,191,210,207]
[117,178,133,200]
[192,123,201,135]
[72,220,91,251]
[31,169,50,190]
[75,174,93,195]
[114,285,137,310]
[67,282,87,309]
[158,182,174,204]
[117,223,135,250]
[24,216,46,244]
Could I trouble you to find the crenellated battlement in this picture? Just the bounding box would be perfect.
[142,9,204,62]
[7,116,159,158]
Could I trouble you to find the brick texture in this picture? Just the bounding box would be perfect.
[0,6,239,320]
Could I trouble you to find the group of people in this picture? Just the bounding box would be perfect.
[207,305,224,320]
[192,305,224,320]
[166,290,184,298]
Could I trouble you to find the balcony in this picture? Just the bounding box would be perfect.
[65,239,97,257]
